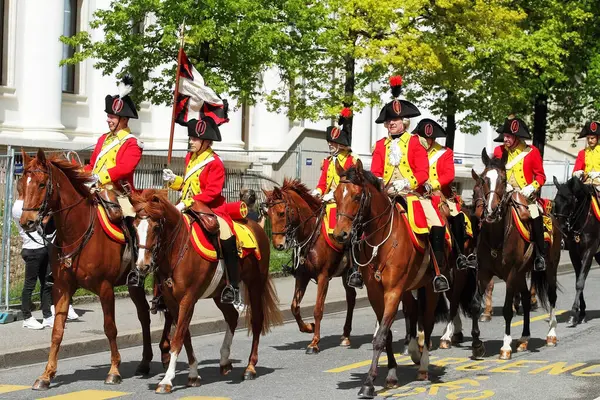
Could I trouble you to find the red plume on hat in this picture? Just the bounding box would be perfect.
[389,75,403,98]
[338,107,352,125]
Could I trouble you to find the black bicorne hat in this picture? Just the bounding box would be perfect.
[187,116,222,141]
[413,118,446,139]
[493,117,531,142]
[104,75,138,119]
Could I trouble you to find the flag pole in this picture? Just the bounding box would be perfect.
[167,20,186,166]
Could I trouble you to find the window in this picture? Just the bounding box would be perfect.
[62,0,78,93]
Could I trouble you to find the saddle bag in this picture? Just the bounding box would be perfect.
[98,188,123,223]
[189,202,219,235]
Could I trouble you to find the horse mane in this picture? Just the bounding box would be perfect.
[486,155,507,172]
[264,178,322,210]
[131,189,175,220]
[341,166,382,192]
[30,156,94,200]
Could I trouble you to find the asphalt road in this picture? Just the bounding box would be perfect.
[2,267,600,400]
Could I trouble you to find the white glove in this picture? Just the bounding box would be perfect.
[589,171,600,179]
[506,183,515,193]
[322,192,334,202]
[573,170,584,179]
[520,184,535,198]
[85,174,100,191]
[162,169,177,183]
[175,202,187,212]
[392,179,410,192]
[311,189,322,198]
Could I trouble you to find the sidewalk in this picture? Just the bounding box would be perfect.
[0,250,579,369]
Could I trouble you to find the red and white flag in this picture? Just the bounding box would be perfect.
[175,50,229,125]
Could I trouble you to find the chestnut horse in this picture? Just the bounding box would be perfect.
[553,175,600,327]
[471,148,560,359]
[264,179,357,353]
[332,160,448,399]
[131,190,282,394]
[20,150,152,389]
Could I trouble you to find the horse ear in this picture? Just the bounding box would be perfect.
[471,168,480,182]
[262,188,271,200]
[481,148,490,167]
[356,158,364,174]
[21,148,31,165]
[36,148,46,164]
[553,176,560,190]
[335,159,345,177]
[272,186,281,199]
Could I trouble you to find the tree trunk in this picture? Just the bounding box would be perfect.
[343,53,355,141]
[533,93,548,157]
[445,90,457,150]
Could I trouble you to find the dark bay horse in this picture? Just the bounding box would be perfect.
[131,190,282,393]
[553,175,600,327]
[332,160,448,398]
[471,148,560,359]
[20,150,152,389]
[264,179,357,353]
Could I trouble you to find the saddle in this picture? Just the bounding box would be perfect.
[188,202,219,235]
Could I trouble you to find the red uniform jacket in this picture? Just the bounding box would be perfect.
[574,149,589,172]
[184,152,233,229]
[493,145,545,188]
[84,134,142,190]
[371,135,429,187]
[316,155,355,194]
[433,146,455,197]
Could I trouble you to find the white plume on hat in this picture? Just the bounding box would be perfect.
[117,74,134,98]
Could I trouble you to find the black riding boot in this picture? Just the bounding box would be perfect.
[220,237,242,307]
[451,213,468,270]
[430,226,450,293]
[347,252,364,289]
[532,217,546,271]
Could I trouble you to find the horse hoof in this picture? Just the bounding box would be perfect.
[357,385,376,399]
[517,341,528,352]
[499,349,512,360]
[187,377,202,387]
[306,346,320,355]
[479,314,492,322]
[385,378,398,389]
[220,362,233,376]
[155,384,173,394]
[452,332,464,344]
[32,379,50,391]
[416,370,429,381]
[439,339,451,349]
[546,336,558,347]
[340,337,351,347]
[104,374,122,385]
[135,363,150,376]
[472,342,486,359]
[243,369,257,381]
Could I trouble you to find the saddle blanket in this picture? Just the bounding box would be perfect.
[183,215,261,262]
[592,196,600,222]
[395,200,451,253]
[511,207,552,244]
[323,202,343,252]
[97,205,126,244]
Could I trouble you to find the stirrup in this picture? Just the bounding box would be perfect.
[465,253,478,269]
[533,256,546,272]
[433,275,450,293]
[126,270,145,288]
[45,272,54,287]
[150,295,166,314]
[456,254,468,270]
[221,285,238,305]
[347,270,364,289]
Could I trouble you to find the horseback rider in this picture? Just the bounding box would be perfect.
[83,75,144,286]
[162,116,241,307]
[310,107,362,288]
[573,121,600,185]
[492,116,547,271]
[370,76,450,293]
[412,118,472,270]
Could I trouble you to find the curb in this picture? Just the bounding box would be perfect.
[0,295,371,370]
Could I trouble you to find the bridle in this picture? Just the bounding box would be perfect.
[136,211,186,275]
[554,190,591,240]
[267,195,322,251]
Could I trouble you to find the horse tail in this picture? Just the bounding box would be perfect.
[531,269,549,311]
[244,274,283,335]
[435,292,450,323]
[459,268,478,318]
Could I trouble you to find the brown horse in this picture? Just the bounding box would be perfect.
[20,150,153,390]
[332,160,448,399]
[131,189,282,393]
[264,179,357,354]
[471,148,560,359]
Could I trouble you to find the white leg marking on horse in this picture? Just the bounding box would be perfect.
[417,330,425,347]
[220,327,234,367]
[441,321,454,341]
[548,307,557,337]
[408,338,419,361]
[485,170,498,214]
[373,320,380,339]
[419,346,430,374]
[386,365,398,383]
[136,219,149,268]
[27,176,31,185]
[188,356,199,380]
[159,350,179,387]
[501,334,512,351]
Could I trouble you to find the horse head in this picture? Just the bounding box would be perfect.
[264,179,320,251]
[332,159,375,245]
[472,148,508,223]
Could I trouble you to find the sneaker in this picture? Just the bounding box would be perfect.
[67,305,79,321]
[23,317,44,330]
[42,316,54,328]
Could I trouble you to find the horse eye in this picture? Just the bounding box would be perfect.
[277,211,285,218]
[353,195,361,202]
[39,183,46,189]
